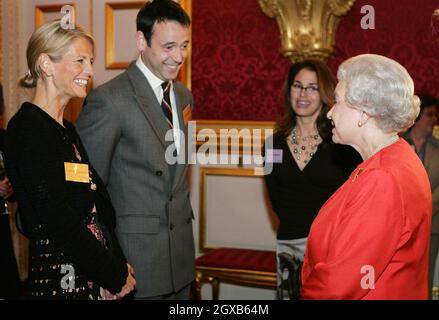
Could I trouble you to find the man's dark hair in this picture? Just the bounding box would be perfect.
[137,0,191,46]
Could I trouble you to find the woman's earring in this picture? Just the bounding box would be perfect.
[358,121,363,127]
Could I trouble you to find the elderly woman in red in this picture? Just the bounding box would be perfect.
[301,54,432,300]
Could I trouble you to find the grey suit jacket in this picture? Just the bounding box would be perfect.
[76,62,195,297]
[425,137,439,234]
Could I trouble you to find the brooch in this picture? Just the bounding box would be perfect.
[351,168,364,181]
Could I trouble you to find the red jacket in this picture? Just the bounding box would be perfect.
[301,139,432,300]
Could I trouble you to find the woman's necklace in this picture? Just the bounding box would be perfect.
[369,135,399,158]
[287,127,322,166]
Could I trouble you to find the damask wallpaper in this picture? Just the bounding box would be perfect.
[191,0,439,121]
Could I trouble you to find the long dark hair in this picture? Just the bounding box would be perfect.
[275,59,335,142]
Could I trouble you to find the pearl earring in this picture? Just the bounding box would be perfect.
[358,121,363,127]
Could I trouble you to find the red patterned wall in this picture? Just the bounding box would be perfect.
[191,0,439,121]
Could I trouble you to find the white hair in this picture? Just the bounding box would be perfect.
[337,54,420,132]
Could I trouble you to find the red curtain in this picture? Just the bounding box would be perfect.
[192,0,439,121]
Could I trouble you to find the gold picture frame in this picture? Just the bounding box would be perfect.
[199,167,262,252]
[105,1,142,69]
[35,3,76,28]
[193,120,274,155]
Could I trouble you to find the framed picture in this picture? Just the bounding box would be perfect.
[198,167,277,252]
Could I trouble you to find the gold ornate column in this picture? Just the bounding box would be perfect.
[259,0,356,62]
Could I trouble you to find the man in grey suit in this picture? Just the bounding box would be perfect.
[76,0,195,299]
[403,94,439,299]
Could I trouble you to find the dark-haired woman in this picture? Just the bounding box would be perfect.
[264,60,360,299]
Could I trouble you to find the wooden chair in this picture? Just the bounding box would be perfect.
[191,247,276,300]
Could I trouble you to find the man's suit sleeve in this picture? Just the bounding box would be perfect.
[76,89,121,184]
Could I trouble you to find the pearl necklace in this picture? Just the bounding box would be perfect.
[369,135,399,158]
[287,128,322,165]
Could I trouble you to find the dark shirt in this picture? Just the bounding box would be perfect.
[264,132,361,240]
[403,130,438,164]
[4,102,127,294]
[0,129,7,213]
[0,129,20,299]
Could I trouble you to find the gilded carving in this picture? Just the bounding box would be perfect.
[296,0,312,20]
[259,0,356,62]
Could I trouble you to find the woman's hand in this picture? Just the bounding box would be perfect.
[116,263,136,299]
[103,289,117,300]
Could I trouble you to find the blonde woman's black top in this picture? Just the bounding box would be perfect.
[5,102,127,298]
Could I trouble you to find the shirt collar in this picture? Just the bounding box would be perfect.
[136,56,164,92]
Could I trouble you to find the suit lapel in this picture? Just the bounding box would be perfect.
[174,86,186,133]
[126,62,189,187]
[172,84,189,190]
[126,62,172,151]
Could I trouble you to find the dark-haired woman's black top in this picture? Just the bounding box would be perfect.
[264,132,361,240]
[5,102,127,299]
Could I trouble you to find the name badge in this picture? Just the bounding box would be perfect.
[265,149,283,163]
[64,162,89,183]
[183,104,192,126]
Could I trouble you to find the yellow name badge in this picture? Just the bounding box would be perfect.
[64,162,90,183]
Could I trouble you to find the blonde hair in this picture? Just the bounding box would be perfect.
[19,20,95,88]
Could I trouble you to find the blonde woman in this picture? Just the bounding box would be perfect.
[4,20,135,299]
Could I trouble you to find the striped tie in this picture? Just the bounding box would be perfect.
[161,81,173,128]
